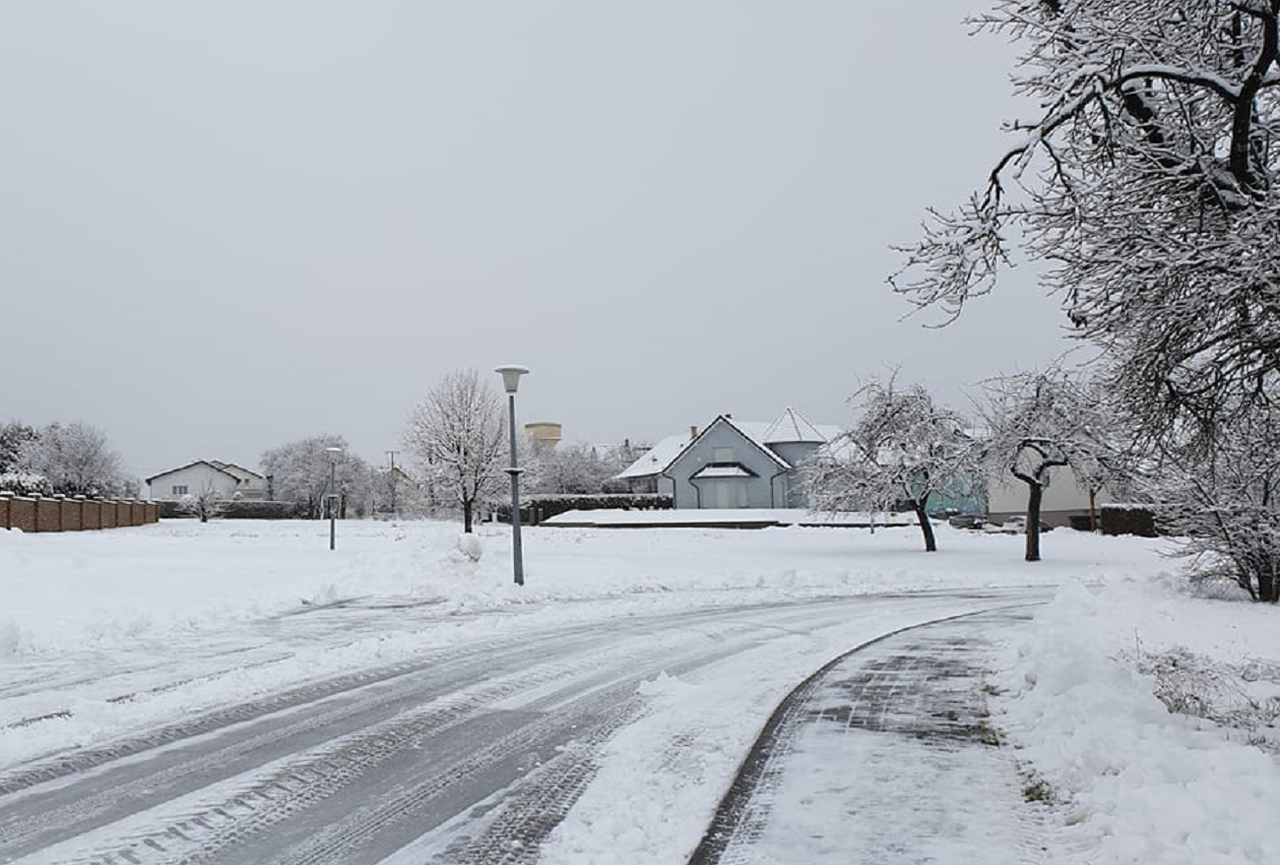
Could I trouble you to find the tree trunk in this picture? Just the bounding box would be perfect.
[913,500,937,552]
[1260,569,1277,604]
[463,499,474,533]
[1025,483,1043,562]
[1088,489,1098,532]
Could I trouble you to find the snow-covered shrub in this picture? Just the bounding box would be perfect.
[1129,647,1280,753]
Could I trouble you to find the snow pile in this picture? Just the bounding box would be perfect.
[996,579,1280,864]
[456,532,483,562]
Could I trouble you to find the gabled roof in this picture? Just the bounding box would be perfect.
[686,415,791,472]
[145,460,241,484]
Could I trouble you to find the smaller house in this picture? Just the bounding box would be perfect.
[616,409,840,509]
[146,460,265,502]
[985,464,1111,528]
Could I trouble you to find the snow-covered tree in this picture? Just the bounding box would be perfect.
[180,484,225,523]
[404,369,507,533]
[980,368,1120,560]
[260,435,367,519]
[0,422,37,475]
[892,1,1280,443]
[17,421,130,497]
[1147,405,1280,602]
[526,443,618,495]
[805,377,982,552]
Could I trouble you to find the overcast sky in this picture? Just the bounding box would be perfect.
[1,1,1075,481]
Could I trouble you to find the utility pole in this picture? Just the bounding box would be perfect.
[386,450,399,517]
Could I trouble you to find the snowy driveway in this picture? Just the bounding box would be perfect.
[0,588,1044,864]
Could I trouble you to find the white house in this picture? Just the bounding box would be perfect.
[145,460,265,502]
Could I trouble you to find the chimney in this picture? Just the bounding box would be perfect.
[690,425,698,440]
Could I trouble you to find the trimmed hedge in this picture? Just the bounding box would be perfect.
[493,493,672,525]
[1100,504,1159,537]
[158,499,308,520]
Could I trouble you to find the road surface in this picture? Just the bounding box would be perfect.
[0,589,1044,864]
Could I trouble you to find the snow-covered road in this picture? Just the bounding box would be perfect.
[0,589,1043,864]
[10,518,1260,864]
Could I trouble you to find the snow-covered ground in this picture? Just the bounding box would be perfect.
[541,507,912,526]
[2,517,1277,863]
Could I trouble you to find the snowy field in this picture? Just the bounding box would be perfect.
[2,517,1278,863]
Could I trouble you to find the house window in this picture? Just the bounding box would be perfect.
[172,485,188,495]
[712,447,734,463]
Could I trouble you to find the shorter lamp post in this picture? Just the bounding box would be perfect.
[495,364,529,586]
[326,446,343,550]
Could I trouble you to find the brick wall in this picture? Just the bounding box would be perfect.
[82,499,101,529]
[0,494,159,533]
[36,498,61,532]
[62,497,83,531]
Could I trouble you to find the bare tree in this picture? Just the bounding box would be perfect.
[980,369,1119,561]
[892,1,1280,444]
[404,369,507,533]
[806,377,982,552]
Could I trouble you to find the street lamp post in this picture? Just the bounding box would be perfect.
[495,365,529,586]
[326,446,343,551]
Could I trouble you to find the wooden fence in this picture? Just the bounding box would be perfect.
[0,494,159,532]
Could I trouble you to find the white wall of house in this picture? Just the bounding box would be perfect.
[986,465,1111,526]
[147,464,238,501]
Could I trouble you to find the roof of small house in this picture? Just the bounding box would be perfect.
[145,460,241,485]
[615,434,693,479]
[759,407,829,444]
[208,461,264,482]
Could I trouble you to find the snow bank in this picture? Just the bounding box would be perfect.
[996,578,1280,864]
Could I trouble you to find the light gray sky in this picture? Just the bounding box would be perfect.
[1,1,1073,480]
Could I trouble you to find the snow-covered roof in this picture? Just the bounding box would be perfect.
[615,433,693,479]
[690,464,757,479]
[145,460,241,484]
[760,407,828,444]
[208,461,264,482]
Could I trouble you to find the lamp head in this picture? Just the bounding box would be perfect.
[494,364,530,395]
